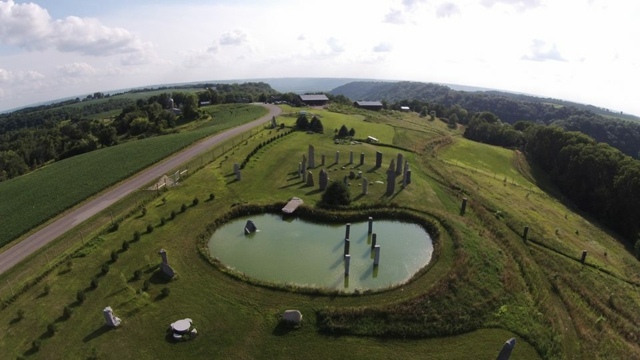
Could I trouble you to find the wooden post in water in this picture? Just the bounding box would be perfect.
[368,217,373,234]
[344,238,350,256]
[344,254,351,276]
[345,223,351,239]
[374,245,381,266]
[371,233,377,249]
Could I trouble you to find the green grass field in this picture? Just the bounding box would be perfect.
[0,104,267,248]
[0,106,638,359]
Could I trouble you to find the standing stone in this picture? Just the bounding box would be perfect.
[460,197,468,215]
[396,153,403,174]
[306,171,314,187]
[496,338,517,360]
[386,168,396,195]
[343,175,349,185]
[404,161,409,177]
[389,159,395,173]
[103,306,121,327]
[302,155,307,172]
[344,254,351,275]
[402,172,408,187]
[244,220,257,234]
[374,245,381,266]
[523,226,529,243]
[349,151,354,164]
[158,249,175,278]
[362,178,369,195]
[236,170,241,181]
[298,162,302,177]
[406,169,412,184]
[233,163,239,174]
[360,153,365,165]
[271,116,277,128]
[319,169,329,190]
[580,250,587,264]
[321,154,326,166]
[308,145,315,168]
[349,170,356,179]
[375,151,383,167]
[357,171,362,179]
[335,151,340,164]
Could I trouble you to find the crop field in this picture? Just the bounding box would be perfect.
[0,105,637,359]
[0,104,267,248]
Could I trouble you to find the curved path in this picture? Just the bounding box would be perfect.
[0,104,282,275]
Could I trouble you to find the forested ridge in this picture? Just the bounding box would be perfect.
[465,117,640,251]
[0,82,277,181]
[331,81,640,158]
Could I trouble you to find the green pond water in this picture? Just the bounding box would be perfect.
[208,213,434,292]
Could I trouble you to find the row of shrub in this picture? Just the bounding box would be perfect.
[240,130,293,170]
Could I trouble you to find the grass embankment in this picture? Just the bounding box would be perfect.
[1,105,637,359]
[0,104,267,249]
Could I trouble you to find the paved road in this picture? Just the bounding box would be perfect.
[0,104,282,275]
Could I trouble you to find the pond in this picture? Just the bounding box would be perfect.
[207,213,434,292]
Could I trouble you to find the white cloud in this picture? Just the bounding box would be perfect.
[0,0,150,56]
[384,9,406,24]
[481,0,541,10]
[57,62,97,77]
[373,42,393,52]
[220,29,248,46]
[327,37,345,54]
[523,40,565,62]
[436,2,461,17]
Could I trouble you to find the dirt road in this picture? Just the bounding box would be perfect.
[0,104,282,275]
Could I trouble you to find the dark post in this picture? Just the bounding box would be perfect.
[368,217,373,234]
[460,198,468,216]
[371,233,377,249]
[523,226,529,243]
[345,223,351,239]
[580,250,587,264]
[344,238,350,256]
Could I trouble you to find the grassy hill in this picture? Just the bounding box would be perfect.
[0,105,637,359]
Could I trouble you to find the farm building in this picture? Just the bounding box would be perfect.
[354,101,383,111]
[299,94,329,106]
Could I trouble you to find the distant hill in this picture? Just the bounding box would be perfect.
[331,81,640,158]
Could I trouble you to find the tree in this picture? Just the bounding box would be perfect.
[635,239,640,260]
[320,181,351,207]
[296,114,310,130]
[337,125,349,137]
[448,114,458,129]
[348,127,356,137]
[182,93,200,119]
[309,116,324,133]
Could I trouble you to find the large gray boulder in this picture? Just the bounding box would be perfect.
[282,310,302,326]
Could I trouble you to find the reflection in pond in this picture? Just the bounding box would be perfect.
[208,213,433,292]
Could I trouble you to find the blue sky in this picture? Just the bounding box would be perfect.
[0,0,638,115]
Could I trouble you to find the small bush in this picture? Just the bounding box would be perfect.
[160,217,166,226]
[47,323,57,336]
[110,251,118,262]
[101,264,110,275]
[181,204,187,213]
[110,222,119,232]
[192,197,199,206]
[133,231,141,242]
[161,287,171,297]
[77,290,86,303]
[142,280,150,291]
[122,240,130,251]
[63,305,73,319]
[32,339,41,352]
[209,193,215,201]
[133,269,142,281]
[147,224,154,233]
[90,278,99,290]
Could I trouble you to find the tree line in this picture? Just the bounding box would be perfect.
[464,115,640,252]
[0,82,277,181]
